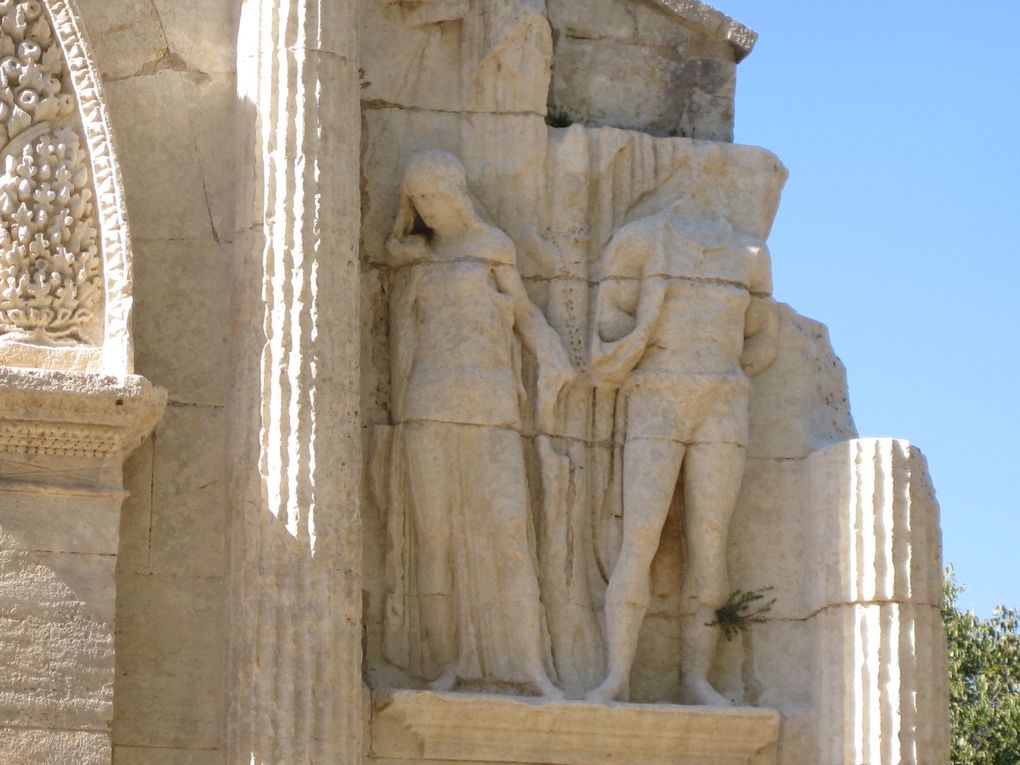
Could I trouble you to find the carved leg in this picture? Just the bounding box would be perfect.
[678,441,746,707]
[587,438,685,703]
[404,423,459,686]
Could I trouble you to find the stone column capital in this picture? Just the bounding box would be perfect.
[0,368,165,482]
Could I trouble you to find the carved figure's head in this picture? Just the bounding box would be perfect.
[396,150,475,238]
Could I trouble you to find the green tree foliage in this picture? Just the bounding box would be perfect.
[944,568,1020,764]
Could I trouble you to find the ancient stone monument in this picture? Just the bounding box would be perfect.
[0,1,950,763]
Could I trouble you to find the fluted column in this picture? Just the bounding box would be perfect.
[229,0,362,763]
[808,438,951,764]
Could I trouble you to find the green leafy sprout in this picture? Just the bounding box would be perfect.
[706,586,777,641]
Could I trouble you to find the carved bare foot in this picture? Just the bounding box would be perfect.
[529,673,565,701]
[584,672,628,704]
[680,678,734,707]
[427,666,458,693]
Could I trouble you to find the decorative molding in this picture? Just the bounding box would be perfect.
[47,0,133,372]
[0,419,119,457]
[0,476,125,497]
[0,0,134,373]
[651,0,758,61]
[0,366,166,465]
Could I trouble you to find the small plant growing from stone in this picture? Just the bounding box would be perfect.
[706,586,776,641]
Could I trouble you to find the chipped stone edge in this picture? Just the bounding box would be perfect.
[45,0,136,374]
[651,0,758,61]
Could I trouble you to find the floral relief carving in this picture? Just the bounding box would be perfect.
[0,0,100,347]
[0,127,99,344]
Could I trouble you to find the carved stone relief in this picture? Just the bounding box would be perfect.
[586,206,778,705]
[380,150,569,698]
[0,0,134,374]
[372,137,787,702]
[360,3,949,763]
[363,0,550,114]
[0,1,98,347]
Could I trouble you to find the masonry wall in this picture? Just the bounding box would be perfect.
[547,0,740,140]
[74,1,239,762]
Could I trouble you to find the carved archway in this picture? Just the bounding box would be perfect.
[0,0,132,374]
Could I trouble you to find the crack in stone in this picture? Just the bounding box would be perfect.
[765,599,943,624]
[361,98,546,119]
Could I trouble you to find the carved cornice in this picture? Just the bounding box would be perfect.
[0,367,165,462]
[651,0,758,61]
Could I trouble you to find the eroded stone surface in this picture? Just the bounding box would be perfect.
[0,0,130,369]
[112,571,225,751]
[546,0,743,139]
[0,368,164,763]
[369,689,780,765]
[355,2,948,763]
[364,118,789,704]
[0,2,952,765]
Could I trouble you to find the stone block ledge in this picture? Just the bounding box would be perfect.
[369,690,780,765]
[0,367,166,466]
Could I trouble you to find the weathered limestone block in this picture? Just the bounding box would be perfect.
[0,729,111,765]
[0,369,164,764]
[360,0,552,114]
[72,0,165,80]
[150,0,237,75]
[104,72,217,243]
[368,690,780,765]
[147,405,227,577]
[547,0,752,140]
[132,241,233,407]
[114,746,226,765]
[112,570,225,751]
[748,305,857,460]
[550,35,735,139]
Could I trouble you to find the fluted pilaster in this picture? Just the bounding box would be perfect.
[808,438,950,764]
[229,0,361,762]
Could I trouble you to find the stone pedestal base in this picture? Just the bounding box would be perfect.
[368,690,780,765]
[0,368,164,764]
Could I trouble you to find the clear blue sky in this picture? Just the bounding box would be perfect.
[717,1,1019,616]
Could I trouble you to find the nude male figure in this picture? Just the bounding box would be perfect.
[586,203,778,705]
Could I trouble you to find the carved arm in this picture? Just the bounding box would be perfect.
[494,262,575,431]
[740,241,779,377]
[590,226,667,386]
[386,234,430,269]
[740,294,779,377]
